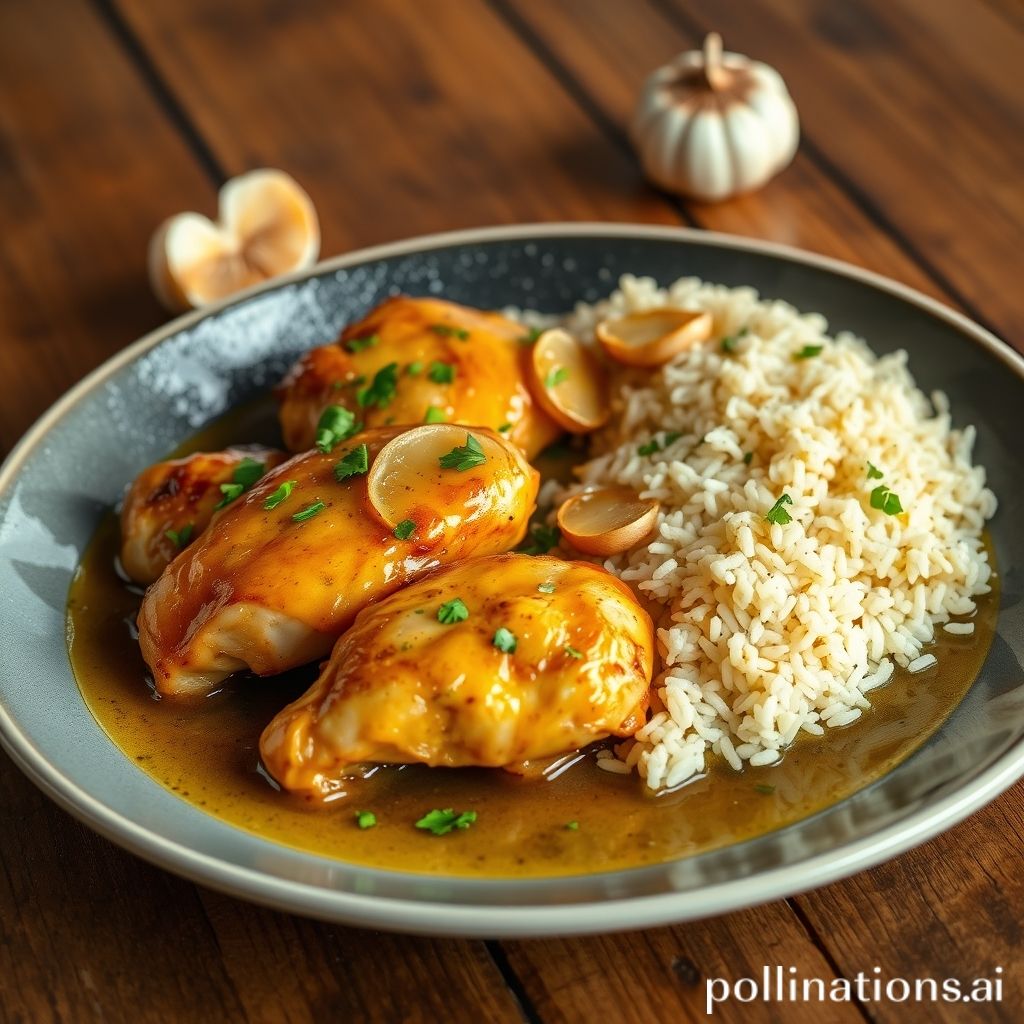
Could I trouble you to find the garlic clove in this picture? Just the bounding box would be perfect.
[148,169,320,312]
[596,308,713,367]
[366,424,535,537]
[528,328,610,434]
[557,487,660,556]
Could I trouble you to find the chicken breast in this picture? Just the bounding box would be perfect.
[276,295,560,458]
[138,427,538,698]
[260,554,654,796]
[120,446,286,584]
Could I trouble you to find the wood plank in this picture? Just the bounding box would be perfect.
[662,0,1024,342]
[501,906,864,1023]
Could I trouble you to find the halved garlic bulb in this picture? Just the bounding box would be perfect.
[149,169,319,312]
[596,308,713,367]
[557,486,659,556]
[528,328,610,434]
[366,424,537,538]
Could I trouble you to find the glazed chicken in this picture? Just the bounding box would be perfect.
[138,426,538,698]
[120,445,286,584]
[276,296,560,458]
[260,554,654,796]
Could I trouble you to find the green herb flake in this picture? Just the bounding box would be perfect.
[538,581,556,594]
[794,345,824,360]
[315,405,358,453]
[765,494,794,526]
[754,784,776,795]
[424,405,446,424]
[519,326,543,345]
[870,484,904,517]
[663,431,682,447]
[743,452,753,465]
[492,627,517,654]
[415,808,477,835]
[565,821,580,831]
[867,461,884,480]
[521,523,560,555]
[429,324,470,341]
[393,519,416,540]
[164,523,194,548]
[406,360,424,376]
[263,479,297,510]
[437,597,469,625]
[232,457,266,489]
[564,645,583,659]
[721,326,749,352]
[354,810,377,829]
[292,499,326,523]
[637,439,660,457]
[357,362,400,410]
[334,443,370,482]
[427,360,456,384]
[544,366,569,389]
[345,334,379,354]
[497,422,512,433]
[438,433,486,472]
[214,482,245,510]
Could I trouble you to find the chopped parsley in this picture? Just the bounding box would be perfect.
[519,326,543,345]
[345,334,379,354]
[794,345,823,360]
[754,783,776,795]
[427,360,456,384]
[429,324,470,341]
[492,627,517,653]
[164,523,193,548]
[638,431,682,457]
[357,362,399,409]
[354,810,377,829]
[393,518,416,540]
[721,326,749,352]
[334,443,370,481]
[743,452,753,465]
[520,522,560,555]
[564,645,583,659]
[544,366,569,389]
[215,482,245,509]
[438,433,486,471]
[315,405,358,453]
[291,499,326,523]
[765,494,794,525]
[870,484,904,516]
[538,581,556,594]
[406,360,424,376]
[867,461,884,480]
[497,422,512,433]
[565,821,580,831]
[437,597,469,624]
[263,479,297,510]
[424,405,446,423]
[215,457,267,508]
[415,808,477,835]
[637,439,660,457]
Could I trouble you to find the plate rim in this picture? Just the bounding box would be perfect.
[2,221,1023,938]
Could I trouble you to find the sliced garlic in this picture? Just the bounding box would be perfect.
[596,308,713,367]
[528,328,610,434]
[366,424,536,536]
[149,169,319,312]
[557,486,659,556]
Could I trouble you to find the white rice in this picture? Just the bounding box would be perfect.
[543,275,997,791]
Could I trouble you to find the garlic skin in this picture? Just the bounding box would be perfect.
[631,33,799,202]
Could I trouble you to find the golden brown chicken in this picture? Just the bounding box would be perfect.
[138,426,538,698]
[260,554,654,796]
[276,295,560,458]
[120,446,286,584]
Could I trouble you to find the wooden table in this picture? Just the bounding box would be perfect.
[1,1,1021,1020]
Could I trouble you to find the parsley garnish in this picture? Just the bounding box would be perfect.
[354,810,377,829]
[437,597,469,624]
[519,326,543,345]
[438,433,486,471]
[345,334,379,353]
[215,482,245,509]
[795,345,823,360]
[544,366,569,389]
[415,808,477,835]
[164,523,193,548]
[215,457,267,508]
[357,362,399,409]
[637,440,660,457]
[424,405,446,423]
[407,360,424,376]
[334,443,370,481]
[429,324,470,341]
[292,500,326,523]
[754,784,776,795]
[867,462,884,480]
[638,431,682,456]
[521,523,560,555]
[492,627,517,653]
[743,452,753,465]
[393,519,416,540]
[765,494,794,525]
[428,360,456,384]
[315,405,358,453]
[565,821,580,831]
[870,484,904,516]
[538,581,556,594]
[564,645,583,659]
[721,326,749,352]
[497,422,512,433]
[263,479,297,510]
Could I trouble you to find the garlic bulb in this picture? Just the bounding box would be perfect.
[630,34,799,202]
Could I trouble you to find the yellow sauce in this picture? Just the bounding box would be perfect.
[66,403,998,878]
